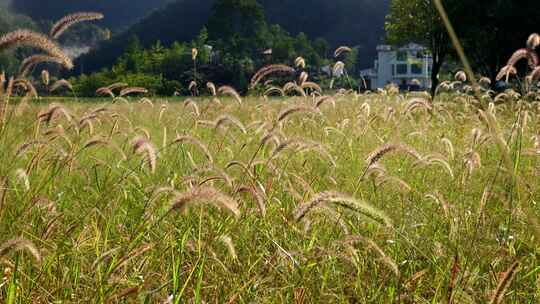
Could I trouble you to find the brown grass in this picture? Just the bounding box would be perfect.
[293,191,392,227]
[169,186,240,218]
[365,143,423,169]
[489,262,520,304]
[119,87,148,97]
[250,64,295,89]
[334,46,352,58]
[0,30,73,69]
[49,79,73,92]
[218,86,242,105]
[18,54,64,77]
[50,12,104,39]
[132,136,157,173]
[0,237,42,263]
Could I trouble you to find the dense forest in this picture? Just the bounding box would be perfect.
[3,0,391,95]
[71,0,390,74]
[73,0,215,76]
[260,0,389,54]
[72,0,361,96]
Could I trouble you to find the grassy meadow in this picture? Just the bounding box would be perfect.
[0,92,539,303]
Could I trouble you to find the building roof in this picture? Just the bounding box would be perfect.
[376,43,427,52]
[359,68,377,77]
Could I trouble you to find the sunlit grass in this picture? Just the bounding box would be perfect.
[0,93,539,302]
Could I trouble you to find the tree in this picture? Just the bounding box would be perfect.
[71,0,334,95]
[206,0,268,56]
[267,24,294,62]
[74,0,390,74]
[313,38,330,60]
[459,1,540,81]
[385,0,454,96]
[386,0,540,93]
[117,36,144,73]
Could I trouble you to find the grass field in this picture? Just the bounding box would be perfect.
[0,93,539,303]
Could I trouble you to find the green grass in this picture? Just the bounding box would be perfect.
[0,93,539,303]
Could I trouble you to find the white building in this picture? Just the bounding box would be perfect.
[360,43,433,90]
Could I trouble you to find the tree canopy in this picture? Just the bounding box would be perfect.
[207,0,268,54]
[385,0,463,95]
[71,0,337,96]
[386,0,540,94]
[69,0,344,95]
[74,0,390,74]
[459,0,540,80]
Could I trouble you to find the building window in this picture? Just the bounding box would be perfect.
[391,64,395,76]
[397,51,407,61]
[411,63,423,74]
[396,64,407,75]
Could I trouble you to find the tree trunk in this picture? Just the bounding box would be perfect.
[430,58,444,98]
[430,33,448,98]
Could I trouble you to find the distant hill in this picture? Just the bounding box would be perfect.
[0,7,38,74]
[74,0,214,75]
[10,0,173,32]
[260,0,390,54]
[75,0,390,74]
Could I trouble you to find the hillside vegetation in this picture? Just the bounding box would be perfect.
[74,0,390,74]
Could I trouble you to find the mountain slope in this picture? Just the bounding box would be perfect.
[75,0,390,74]
[74,0,214,75]
[10,0,173,31]
[260,0,389,49]
[260,0,390,68]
